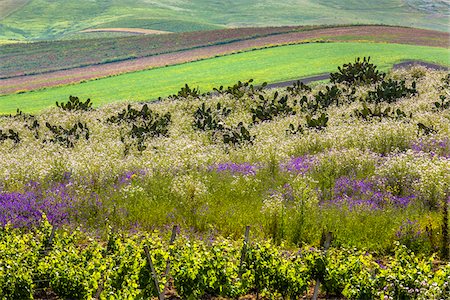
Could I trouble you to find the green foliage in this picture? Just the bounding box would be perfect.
[433,95,450,111]
[314,85,342,109]
[353,102,412,120]
[214,79,267,100]
[170,84,202,100]
[417,122,437,136]
[129,115,171,152]
[56,95,93,111]
[217,122,254,147]
[330,56,385,85]
[299,85,342,114]
[286,123,304,135]
[24,119,40,139]
[1,219,450,299]
[0,128,20,144]
[44,122,89,148]
[286,80,311,96]
[106,104,171,153]
[251,92,295,123]
[7,109,34,120]
[192,102,231,131]
[306,113,329,130]
[366,79,417,104]
[106,103,153,124]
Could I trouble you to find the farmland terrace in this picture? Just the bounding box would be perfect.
[0,25,448,95]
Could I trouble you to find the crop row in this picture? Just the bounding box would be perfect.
[1,220,449,300]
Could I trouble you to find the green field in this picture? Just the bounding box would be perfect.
[1,42,449,114]
[0,25,318,78]
[0,0,448,40]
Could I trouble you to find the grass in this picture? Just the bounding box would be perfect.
[1,42,449,114]
[0,0,448,41]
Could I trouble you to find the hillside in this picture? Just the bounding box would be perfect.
[0,0,449,41]
[1,42,449,114]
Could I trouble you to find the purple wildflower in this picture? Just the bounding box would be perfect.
[326,176,413,210]
[280,155,316,175]
[209,162,260,175]
[411,137,450,158]
[0,191,70,227]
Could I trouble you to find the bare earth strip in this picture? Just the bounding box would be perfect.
[0,0,29,19]
[1,26,448,95]
[80,28,171,35]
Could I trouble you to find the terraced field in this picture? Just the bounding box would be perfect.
[1,42,448,114]
[1,25,448,96]
[0,0,448,41]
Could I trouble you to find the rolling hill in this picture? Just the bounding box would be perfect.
[0,0,449,41]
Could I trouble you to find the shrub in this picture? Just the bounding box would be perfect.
[251,92,295,123]
[330,57,385,85]
[286,80,311,96]
[306,113,329,130]
[44,122,89,148]
[192,102,231,131]
[107,104,171,154]
[128,113,171,152]
[433,95,450,111]
[0,129,20,144]
[314,85,342,108]
[366,79,417,104]
[214,79,266,99]
[297,85,342,114]
[352,102,412,121]
[56,95,92,111]
[219,122,254,147]
[170,84,202,100]
[417,122,437,136]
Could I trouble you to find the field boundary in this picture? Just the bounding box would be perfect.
[1,25,448,95]
[1,25,447,80]
[80,28,171,35]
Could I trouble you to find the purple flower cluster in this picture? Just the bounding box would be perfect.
[209,162,260,176]
[411,137,450,158]
[328,176,414,210]
[280,155,316,175]
[0,190,71,228]
[0,178,101,228]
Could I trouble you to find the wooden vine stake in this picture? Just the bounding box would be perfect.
[161,225,178,298]
[238,225,250,278]
[144,245,162,299]
[144,225,179,300]
[312,230,333,300]
[42,225,56,256]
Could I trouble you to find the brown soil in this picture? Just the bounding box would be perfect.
[1,26,448,95]
[80,28,171,35]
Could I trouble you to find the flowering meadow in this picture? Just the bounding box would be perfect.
[0,61,449,298]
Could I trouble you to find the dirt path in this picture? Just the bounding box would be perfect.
[80,28,170,35]
[0,26,448,95]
